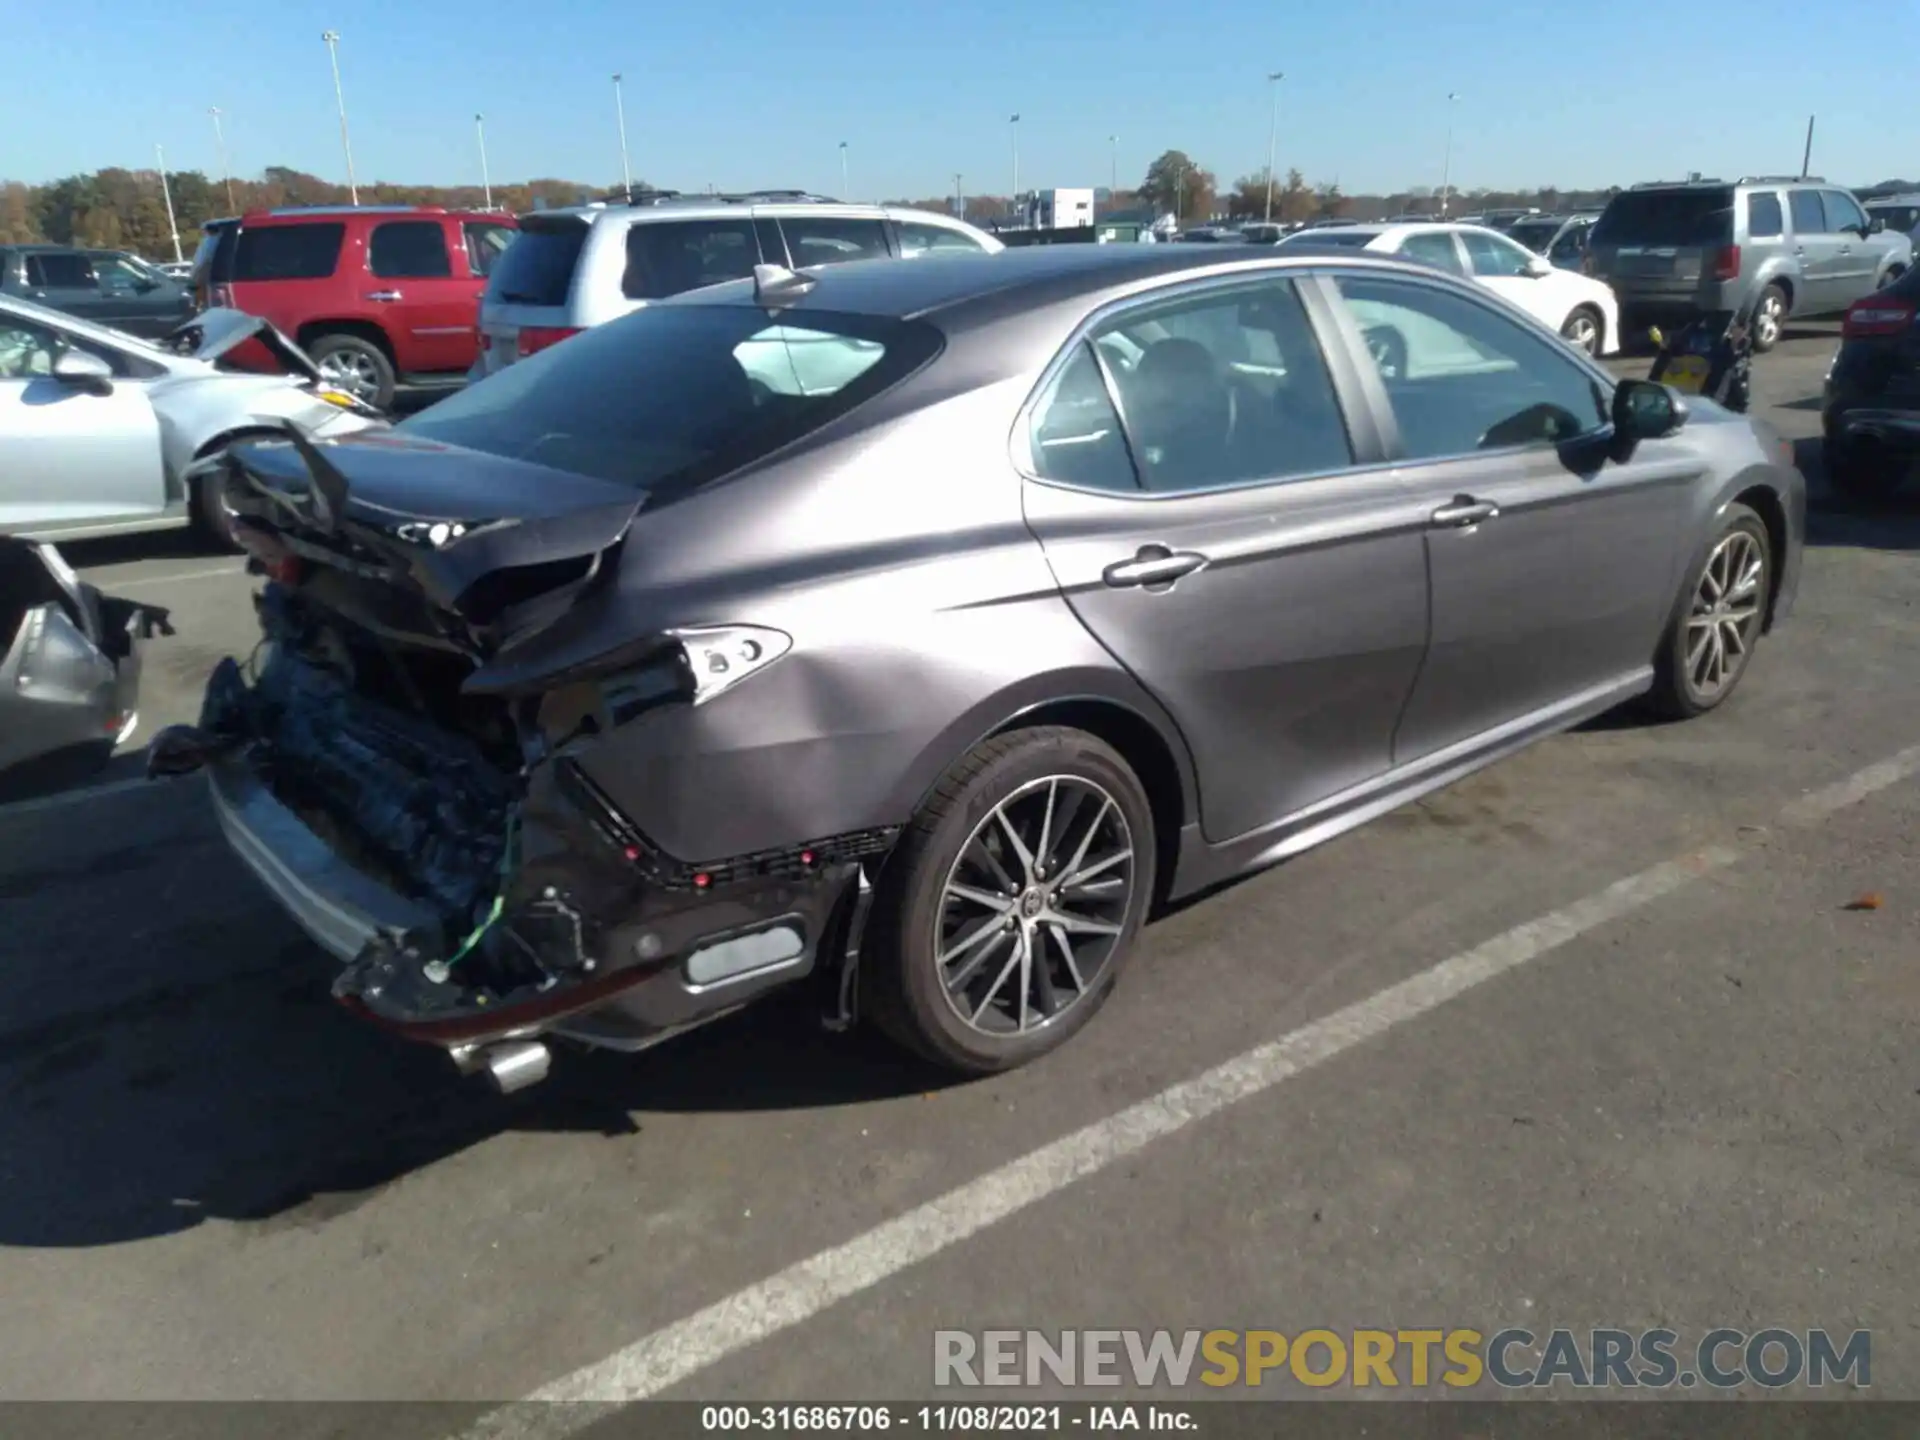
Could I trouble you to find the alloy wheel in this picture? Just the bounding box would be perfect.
[318,349,381,401]
[1685,530,1766,700]
[1754,294,1783,349]
[1563,313,1599,354]
[933,775,1136,1037]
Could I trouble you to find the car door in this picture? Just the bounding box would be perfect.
[366,218,479,374]
[0,313,166,535]
[1017,271,1432,844]
[90,253,195,338]
[1788,188,1845,314]
[1819,189,1881,302]
[1318,270,1695,762]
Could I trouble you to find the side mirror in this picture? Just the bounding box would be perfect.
[51,348,114,394]
[1613,378,1684,444]
[1522,255,1552,278]
[1868,218,1887,235]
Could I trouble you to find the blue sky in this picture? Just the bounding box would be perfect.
[2,0,1906,199]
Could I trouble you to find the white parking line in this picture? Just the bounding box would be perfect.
[458,739,1920,1439]
[97,562,246,590]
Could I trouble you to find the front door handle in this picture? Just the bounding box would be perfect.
[1102,545,1207,589]
[1431,495,1501,528]
[365,290,402,302]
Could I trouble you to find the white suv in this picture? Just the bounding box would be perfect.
[472,190,1004,379]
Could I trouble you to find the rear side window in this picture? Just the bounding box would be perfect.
[1788,190,1827,235]
[26,253,93,288]
[397,305,941,492]
[233,223,345,281]
[781,216,890,269]
[488,222,587,305]
[1026,342,1138,492]
[1591,189,1733,246]
[1401,232,1467,275]
[1747,192,1784,238]
[370,220,452,278]
[623,219,760,300]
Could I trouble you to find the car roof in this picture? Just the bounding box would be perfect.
[237,205,508,225]
[665,243,1451,327]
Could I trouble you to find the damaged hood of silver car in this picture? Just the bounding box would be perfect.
[166,307,325,384]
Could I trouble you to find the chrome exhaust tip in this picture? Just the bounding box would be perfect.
[450,1039,553,1094]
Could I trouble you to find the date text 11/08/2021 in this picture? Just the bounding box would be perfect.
[701,1406,1192,1431]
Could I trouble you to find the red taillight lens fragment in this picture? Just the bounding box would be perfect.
[1842,301,1916,339]
[1711,245,1741,282]
[517,326,583,357]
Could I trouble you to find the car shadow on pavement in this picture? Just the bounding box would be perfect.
[1795,438,1920,551]
[0,907,948,1249]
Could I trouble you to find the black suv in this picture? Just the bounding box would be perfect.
[0,245,196,338]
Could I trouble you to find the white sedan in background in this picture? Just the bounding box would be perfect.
[1281,221,1622,357]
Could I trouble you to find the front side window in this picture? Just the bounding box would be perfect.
[0,317,61,377]
[1084,276,1353,494]
[1461,229,1534,278]
[370,220,453,279]
[780,216,890,269]
[1333,274,1607,461]
[92,255,152,294]
[464,222,517,278]
[1399,231,1467,275]
[1025,342,1138,493]
[897,220,990,257]
[1821,191,1869,234]
[622,219,760,301]
[26,253,93,288]
[398,304,939,491]
[232,223,345,282]
[1788,189,1827,236]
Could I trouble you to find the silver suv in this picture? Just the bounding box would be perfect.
[1587,176,1913,351]
[472,190,1003,379]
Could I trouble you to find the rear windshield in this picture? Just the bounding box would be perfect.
[1282,229,1374,247]
[398,304,943,491]
[1591,189,1733,247]
[1506,220,1561,252]
[232,223,344,281]
[488,221,587,306]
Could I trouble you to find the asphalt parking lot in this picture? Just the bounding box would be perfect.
[3,322,1918,1407]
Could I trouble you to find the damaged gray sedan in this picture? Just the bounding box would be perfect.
[149,245,1801,1089]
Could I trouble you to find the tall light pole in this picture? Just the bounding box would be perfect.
[1009,113,1021,217]
[1439,92,1460,217]
[475,113,492,210]
[839,141,849,200]
[954,173,964,223]
[320,31,359,205]
[208,107,235,212]
[155,144,183,262]
[1109,134,1118,197]
[612,73,633,200]
[1263,69,1285,223]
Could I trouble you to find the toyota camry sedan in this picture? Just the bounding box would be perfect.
[150,244,1804,1089]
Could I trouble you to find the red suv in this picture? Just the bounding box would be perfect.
[192,205,518,409]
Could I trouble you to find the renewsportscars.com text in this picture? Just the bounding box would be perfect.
[933,1328,1871,1391]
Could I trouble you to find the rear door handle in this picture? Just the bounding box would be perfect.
[365,290,402,302]
[1102,545,1207,589]
[1431,495,1500,528]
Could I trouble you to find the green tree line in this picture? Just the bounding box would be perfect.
[8,159,1918,258]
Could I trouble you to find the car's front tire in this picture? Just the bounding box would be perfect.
[864,727,1156,1075]
[1645,502,1773,720]
[1750,284,1788,353]
[1560,305,1603,356]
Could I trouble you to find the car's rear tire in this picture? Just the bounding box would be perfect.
[1750,284,1787,353]
[1825,434,1913,504]
[309,332,396,410]
[863,726,1156,1075]
[1560,305,1603,356]
[1644,502,1772,721]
